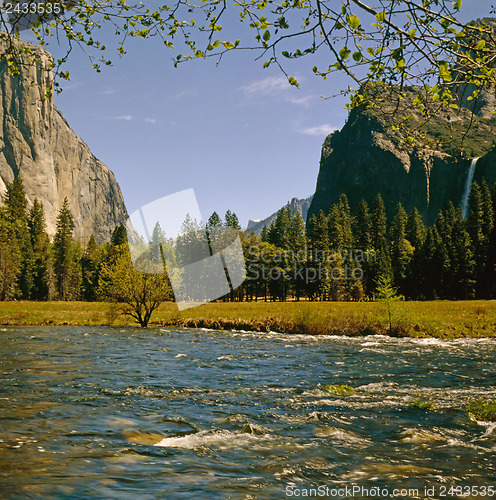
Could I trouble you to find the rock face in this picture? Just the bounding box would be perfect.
[247,195,313,234]
[308,105,496,225]
[309,17,496,224]
[0,38,128,243]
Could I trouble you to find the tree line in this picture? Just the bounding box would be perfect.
[243,180,496,301]
[1,176,495,307]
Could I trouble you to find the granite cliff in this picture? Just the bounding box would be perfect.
[308,94,496,225]
[0,37,128,243]
[309,17,496,224]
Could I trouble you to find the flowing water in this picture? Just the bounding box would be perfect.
[1,326,496,499]
[462,158,480,219]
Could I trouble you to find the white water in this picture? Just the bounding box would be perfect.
[461,157,479,219]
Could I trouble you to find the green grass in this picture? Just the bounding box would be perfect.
[0,300,495,338]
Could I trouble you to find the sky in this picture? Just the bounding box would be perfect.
[23,2,495,229]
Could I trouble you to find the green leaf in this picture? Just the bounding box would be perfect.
[352,51,362,62]
[477,39,486,50]
[453,0,462,10]
[263,30,271,41]
[347,14,360,29]
[288,76,299,87]
[375,11,386,22]
[339,46,351,60]
[438,63,452,82]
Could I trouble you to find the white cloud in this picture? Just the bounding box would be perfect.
[114,115,133,121]
[241,76,315,107]
[286,95,315,107]
[101,89,116,95]
[241,76,291,95]
[62,81,84,91]
[298,124,337,136]
[144,118,157,124]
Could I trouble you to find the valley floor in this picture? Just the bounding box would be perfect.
[0,300,495,338]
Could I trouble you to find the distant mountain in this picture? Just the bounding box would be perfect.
[246,195,313,235]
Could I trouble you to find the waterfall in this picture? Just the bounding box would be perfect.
[461,157,479,219]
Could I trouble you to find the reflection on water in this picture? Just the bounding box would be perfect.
[1,326,496,498]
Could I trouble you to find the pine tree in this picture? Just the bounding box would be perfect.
[375,274,403,334]
[351,199,373,294]
[287,209,307,300]
[390,203,413,290]
[268,205,291,250]
[418,226,447,299]
[103,225,129,267]
[406,208,427,251]
[307,211,330,299]
[487,183,496,297]
[149,222,166,267]
[371,194,388,251]
[369,194,391,289]
[401,207,426,298]
[326,195,353,299]
[81,235,99,301]
[176,213,207,266]
[353,199,371,251]
[308,211,329,252]
[5,177,28,221]
[435,201,461,298]
[53,198,81,300]
[0,207,21,300]
[111,224,128,247]
[328,195,352,251]
[288,210,306,254]
[224,210,241,231]
[27,199,50,300]
[335,194,353,249]
[449,217,476,299]
[4,178,34,298]
[207,211,222,228]
[480,180,494,242]
[467,180,494,297]
[467,181,484,253]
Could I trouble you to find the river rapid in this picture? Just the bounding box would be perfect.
[1,326,495,499]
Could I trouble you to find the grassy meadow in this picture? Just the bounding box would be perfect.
[0,300,495,338]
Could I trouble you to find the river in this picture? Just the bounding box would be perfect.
[1,326,495,499]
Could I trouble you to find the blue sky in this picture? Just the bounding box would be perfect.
[27,2,494,228]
